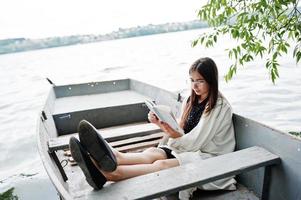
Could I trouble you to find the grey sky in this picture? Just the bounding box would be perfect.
[0,0,201,39]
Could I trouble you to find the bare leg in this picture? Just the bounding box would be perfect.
[113,147,168,165]
[100,159,179,181]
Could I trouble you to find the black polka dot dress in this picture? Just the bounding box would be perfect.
[183,99,208,134]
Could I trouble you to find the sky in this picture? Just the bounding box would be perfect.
[0,0,202,40]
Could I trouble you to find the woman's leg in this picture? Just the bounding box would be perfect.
[113,147,168,165]
[99,158,180,181]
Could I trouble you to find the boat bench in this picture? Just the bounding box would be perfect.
[90,146,280,200]
[48,122,162,153]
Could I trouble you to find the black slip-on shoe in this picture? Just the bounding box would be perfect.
[69,137,107,190]
[78,120,117,172]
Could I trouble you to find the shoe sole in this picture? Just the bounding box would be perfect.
[69,137,100,190]
[79,121,117,172]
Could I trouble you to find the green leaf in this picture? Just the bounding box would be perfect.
[282,46,287,54]
[237,46,241,54]
[265,61,270,69]
[192,40,198,47]
[293,46,298,57]
[228,50,233,59]
[200,37,205,44]
[247,55,254,61]
[297,51,301,63]
[272,52,278,60]
[233,48,238,59]
[241,43,247,49]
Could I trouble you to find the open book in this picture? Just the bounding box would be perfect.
[145,100,183,133]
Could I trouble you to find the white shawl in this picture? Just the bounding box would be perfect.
[159,94,237,199]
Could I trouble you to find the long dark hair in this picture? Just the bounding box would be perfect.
[180,57,219,129]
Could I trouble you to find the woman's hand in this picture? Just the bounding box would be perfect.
[147,111,160,125]
[159,122,182,138]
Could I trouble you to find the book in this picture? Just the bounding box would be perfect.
[145,99,183,133]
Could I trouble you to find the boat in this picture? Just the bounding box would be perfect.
[37,78,301,200]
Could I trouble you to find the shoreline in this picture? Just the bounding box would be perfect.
[0,20,207,55]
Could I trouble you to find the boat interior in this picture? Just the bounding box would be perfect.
[38,79,300,200]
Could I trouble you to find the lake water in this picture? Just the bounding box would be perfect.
[0,29,300,199]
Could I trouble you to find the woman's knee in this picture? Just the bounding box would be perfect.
[144,147,166,157]
[143,147,167,162]
[152,159,176,171]
[143,147,160,154]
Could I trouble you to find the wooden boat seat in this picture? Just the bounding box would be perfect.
[81,146,279,200]
[48,122,161,153]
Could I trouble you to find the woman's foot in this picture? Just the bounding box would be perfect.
[69,137,107,190]
[78,120,117,172]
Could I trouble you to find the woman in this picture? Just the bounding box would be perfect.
[69,57,236,198]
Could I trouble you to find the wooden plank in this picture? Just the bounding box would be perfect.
[82,146,280,200]
[110,132,164,147]
[48,122,160,152]
[102,123,160,142]
[115,139,162,152]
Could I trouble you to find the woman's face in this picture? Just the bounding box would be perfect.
[190,71,209,100]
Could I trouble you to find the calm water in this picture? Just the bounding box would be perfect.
[0,29,300,199]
